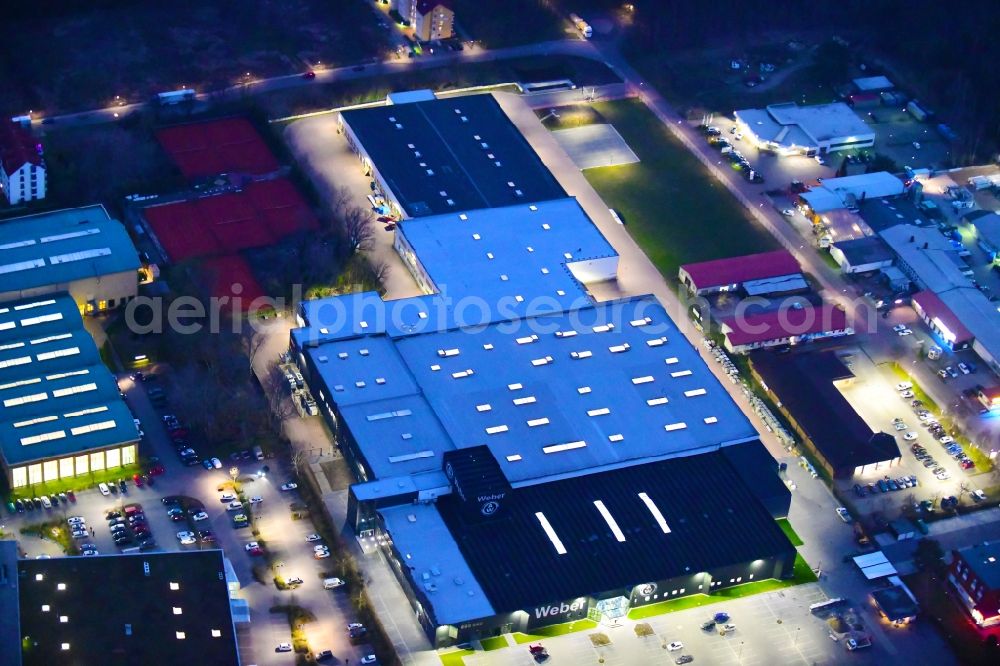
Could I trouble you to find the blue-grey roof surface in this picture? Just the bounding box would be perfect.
[399,198,616,312]
[340,394,455,479]
[0,205,139,294]
[0,294,139,466]
[379,502,495,625]
[341,93,565,216]
[301,296,758,486]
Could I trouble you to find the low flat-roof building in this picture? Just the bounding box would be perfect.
[720,304,853,354]
[970,211,1000,261]
[0,205,139,314]
[678,250,801,296]
[830,236,894,274]
[750,350,900,479]
[0,540,20,666]
[340,92,564,218]
[949,541,1000,627]
[800,172,905,213]
[0,294,139,490]
[16,550,241,665]
[853,76,894,92]
[734,102,874,157]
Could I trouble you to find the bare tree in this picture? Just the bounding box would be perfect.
[239,323,267,372]
[957,481,971,503]
[368,257,391,288]
[342,205,375,253]
[263,361,298,430]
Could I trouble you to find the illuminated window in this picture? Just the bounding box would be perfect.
[35,574,43,581]
[59,457,73,479]
[43,460,58,482]
[41,604,50,611]
[74,455,88,475]
[175,632,185,640]
[59,616,68,623]
[90,451,105,471]
[211,629,221,638]
[121,444,136,466]
[169,582,179,590]
[57,583,66,590]
[61,643,70,651]
[172,607,182,615]
[105,448,120,468]
[12,466,27,488]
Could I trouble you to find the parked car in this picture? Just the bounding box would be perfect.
[835,507,852,523]
[280,482,298,491]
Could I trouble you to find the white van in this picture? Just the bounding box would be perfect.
[99,482,110,496]
[323,577,345,590]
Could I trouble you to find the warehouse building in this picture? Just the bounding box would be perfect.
[0,205,140,313]
[750,350,900,479]
[297,88,796,647]
[376,448,795,646]
[800,172,905,214]
[720,304,853,354]
[829,236,894,274]
[14,550,241,665]
[734,102,874,156]
[394,197,618,308]
[294,293,796,645]
[678,250,803,297]
[339,92,565,218]
[0,294,139,490]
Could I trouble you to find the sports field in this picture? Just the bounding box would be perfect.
[552,124,639,170]
[541,100,778,279]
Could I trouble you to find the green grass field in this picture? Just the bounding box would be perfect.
[439,648,475,666]
[573,99,778,279]
[777,518,805,546]
[512,619,598,644]
[480,635,510,651]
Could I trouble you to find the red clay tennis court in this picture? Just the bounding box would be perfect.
[157,118,280,179]
[201,255,268,313]
[144,179,318,262]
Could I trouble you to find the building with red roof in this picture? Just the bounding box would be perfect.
[911,290,974,350]
[678,250,801,296]
[0,121,45,205]
[720,305,853,354]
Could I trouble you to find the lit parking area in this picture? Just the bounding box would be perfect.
[833,348,980,512]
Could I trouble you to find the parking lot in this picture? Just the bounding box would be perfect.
[832,347,986,514]
[3,363,375,666]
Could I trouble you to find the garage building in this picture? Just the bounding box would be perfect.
[0,294,139,490]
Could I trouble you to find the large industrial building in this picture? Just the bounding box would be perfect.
[340,93,565,218]
[734,102,874,156]
[291,91,797,647]
[0,205,140,313]
[0,294,139,490]
[9,550,241,666]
